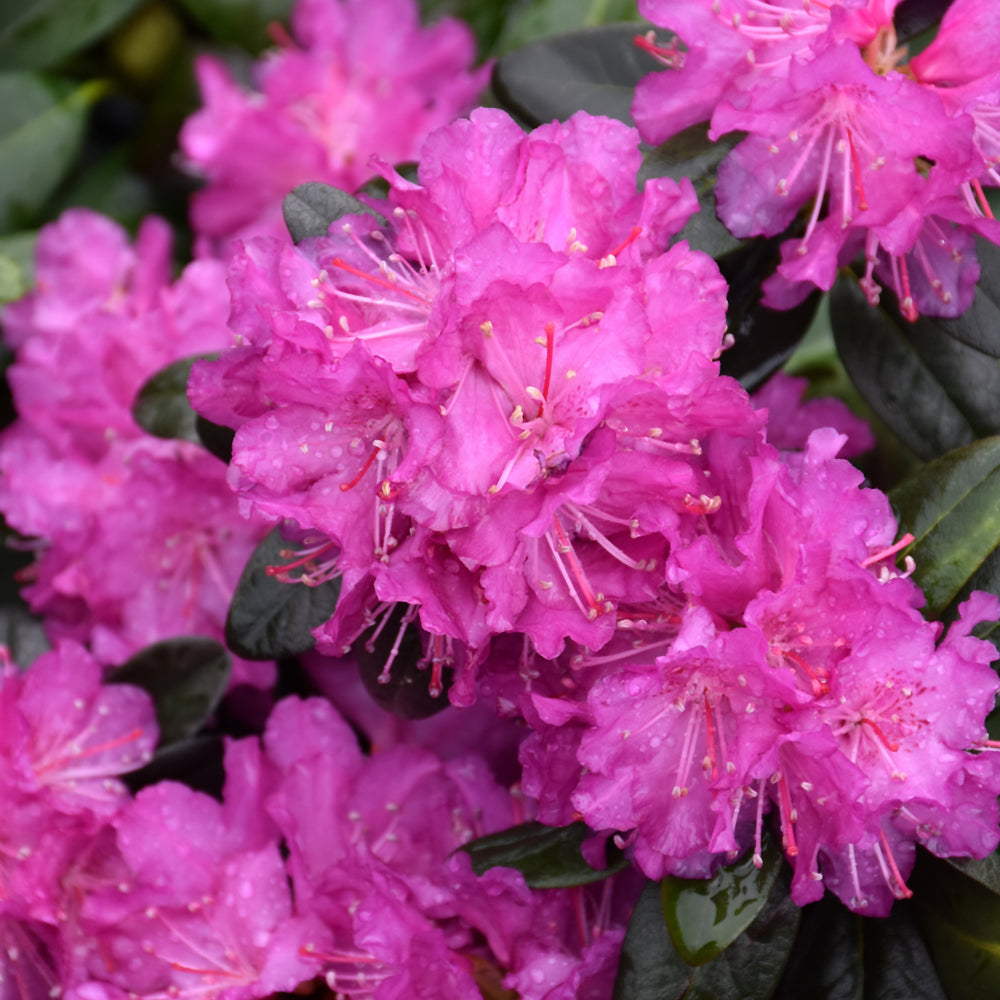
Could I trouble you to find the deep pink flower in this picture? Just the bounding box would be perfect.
[179,0,490,252]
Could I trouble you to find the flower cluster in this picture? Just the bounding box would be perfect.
[179,0,490,253]
[0,210,272,684]
[191,106,1000,914]
[634,0,1000,319]
[0,659,636,1000]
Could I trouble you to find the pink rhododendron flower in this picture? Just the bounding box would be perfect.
[179,0,490,253]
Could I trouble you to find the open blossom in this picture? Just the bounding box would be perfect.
[633,0,1000,318]
[0,210,272,682]
[179,0,490,253]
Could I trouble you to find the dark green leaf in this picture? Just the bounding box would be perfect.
[123,734,226,798]
[354,603,452,718]
[282,182,387,244]
[865,902,948,1000]
[945,851,1000,897]
[172,0,294,51]
[493,0,641,55]
[493,23,660,127]
[772,894,862,1000]
[640,124,742,260]
[614,865,800,1000]
[196,414,235,464]
[831,273,1000,460]
[682,868,800,1000]
[888,436,1000,617]
[417,0,517,56]
[894,0,955,44]
[930,238,1000,358]
[0,604,50,667]
[0,232,36,289]
[662,835,782,966]
[614,880,694,1000]
[0,74,107,232]
[134,356,215,444]
[912,852,1000,1000]
[462,821,627,889]
[109,637,231,746]
[0,0,143,71]
[719,241,820,391]
[225,526,341,660]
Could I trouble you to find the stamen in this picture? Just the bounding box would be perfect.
[340,444,381,492]
[877,829,913,899]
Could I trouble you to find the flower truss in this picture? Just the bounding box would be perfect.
[191,105,1000,917]
[634,0,1000,319]
[2,0,1000,997]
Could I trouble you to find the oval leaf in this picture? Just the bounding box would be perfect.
[493,23,661,127]
[133,355,215,443]
[0,74,107,231]
[109,637,231,746]
[283,182,387,244]
[462,821,627,889]
[889,436,1000,617]
[831,274,1000,461]
[662,835,782,966]
[0,604,50,667]
[355,603,452,718]
[932,237,1000,357]
[225,526,341,660]
[0,0,143,71]
[123,734,226,798]
[196,414,235,464]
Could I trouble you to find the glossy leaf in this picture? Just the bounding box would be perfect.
[945,851,1000,897]
[109,637,231,746]
[196,414,235,464]
[283,182,387,244]
[226,527,341,660]
[831,274,1000,461]
[172,0,294,51]
[772,894,862,1000]
[912,853,1000,1000]
[930,238,1000,357]
[613,866,799,1000]
[864,903,948,1000]
[354,603,452,718]
[640,124,741,261]
[133,356,214,444]
[719,241,820,391]
[894,0,957,44]
[493,23,660,127]
[0,0,143,71]
[0,74,107,232]
[493,0,641,56]
[888,436,1000,617]
[123,734,226,798]
[462,821,627,889]
[662,836,782,966]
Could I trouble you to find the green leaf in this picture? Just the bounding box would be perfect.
[888,436,1000,617]
[109,637,231,746]
[493,0,641,55]
[772,894,862,1000]
[945,851,1000,897]
[864,903,949,1000]
[0,604,50,667]
[930,238,1000,358]
[0,252,27,306]
[912,853,1000,1000]
[0,0,143,71]
[417,0,517,56]
[0,74,107,232]
[133,356,215,444]
[123,734,226,798]
[172,0,294,51]
[613,866,800,1000]
[354,602,453,718]
[196,414,235,464]
[225,526,341,660]
[462,821,628,889]
[283,182,387,244]
[493,23,661,127]
[662,836,782,966]
[831,274,1000,461]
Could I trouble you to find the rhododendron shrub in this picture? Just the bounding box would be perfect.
[3,0,1000,996]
